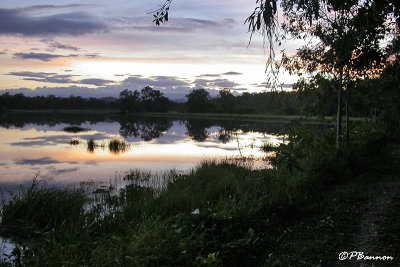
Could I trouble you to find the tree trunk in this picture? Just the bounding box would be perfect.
[345,87,351,147]
[345,72,351,147]
[336,70,343,149]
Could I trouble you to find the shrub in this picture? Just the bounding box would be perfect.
[0,179,86,239]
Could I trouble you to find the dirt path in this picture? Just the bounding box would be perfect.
[352,145,400,266]
[354,181,399,262]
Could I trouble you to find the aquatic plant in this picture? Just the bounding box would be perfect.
[69,139,80,145]
[108,138,130,154]
[87,139,96,153]
[63,126,88,133]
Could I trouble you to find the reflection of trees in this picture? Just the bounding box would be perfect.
[0,112,114,128]
[119,117,173,141]
[184,118,293,143]
[218,130,232,144]
[185,119,212,142]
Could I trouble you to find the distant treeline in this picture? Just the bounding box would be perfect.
[0,82,377,117]
[0,93,118,110]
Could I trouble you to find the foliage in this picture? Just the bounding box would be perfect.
[0,178,86,239]
[217,88,235,113]
[119,88,141,113]
[186,88,211,113]
[118,87,170,113]
[0,120,398,265]
[140,86,170,112]
[0,93,118,110]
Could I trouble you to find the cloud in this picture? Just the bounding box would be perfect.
[21,4,90,12]
[222,71,243,76]
[113,16,235,34]
[8,71,77,84]
[194,78,239,89]
[196,71,243,79]
[196,74,221,78]
[13,52,78,62]
[79,78,114,86]
[2,74,236,100]
[84,53,100,58]
[0,8,107,36]
[8,71,113,86]
[129,26,191,33]
[122,75,190,89]
[49,42,79,51]
[14,157,61,165]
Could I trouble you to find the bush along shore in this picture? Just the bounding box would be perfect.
[0,121,399,266]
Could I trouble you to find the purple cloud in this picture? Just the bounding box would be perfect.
[13,52,78,62]
[0,8,107,36]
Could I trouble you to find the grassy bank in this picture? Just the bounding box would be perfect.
[3,109,366,124]
[0,123,398,266]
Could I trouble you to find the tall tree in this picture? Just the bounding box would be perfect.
[140,86,169,112]
[155,0,399,147]
[218,88,235,113]
[119,89,140,113]
[186,88,210,113]
[246,0,396,147]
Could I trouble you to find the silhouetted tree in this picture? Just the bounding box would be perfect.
[140,86,169,112]
[119,89,141,113]
[186,89,210,113]
[218,88,235,113]
[247,0,395,147]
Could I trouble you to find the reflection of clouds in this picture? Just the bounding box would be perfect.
[46,166,79,176]
[154,134,187,144]
[196,143,239,151]
[84,161,98,166]
[9,133,111,147]
[14,157,61,165]
[14,157,79,166]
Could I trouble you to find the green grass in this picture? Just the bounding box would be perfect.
[0,178,86,240]
[5,109,366,124]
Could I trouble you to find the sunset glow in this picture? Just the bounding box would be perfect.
[0,0,298,99]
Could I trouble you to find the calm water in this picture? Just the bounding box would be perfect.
[0,113,286,187]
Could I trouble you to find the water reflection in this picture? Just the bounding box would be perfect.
[0,113,288,186]
[118,117,173,141]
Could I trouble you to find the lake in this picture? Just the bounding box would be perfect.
[0,113,288,189]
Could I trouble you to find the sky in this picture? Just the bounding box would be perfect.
[0,0,297,100]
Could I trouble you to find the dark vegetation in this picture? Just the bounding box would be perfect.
[1,0,399,265]
[0,93,118,111]
[0,83,390,117]
[0,120,398,266]
[63,126,88,133]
